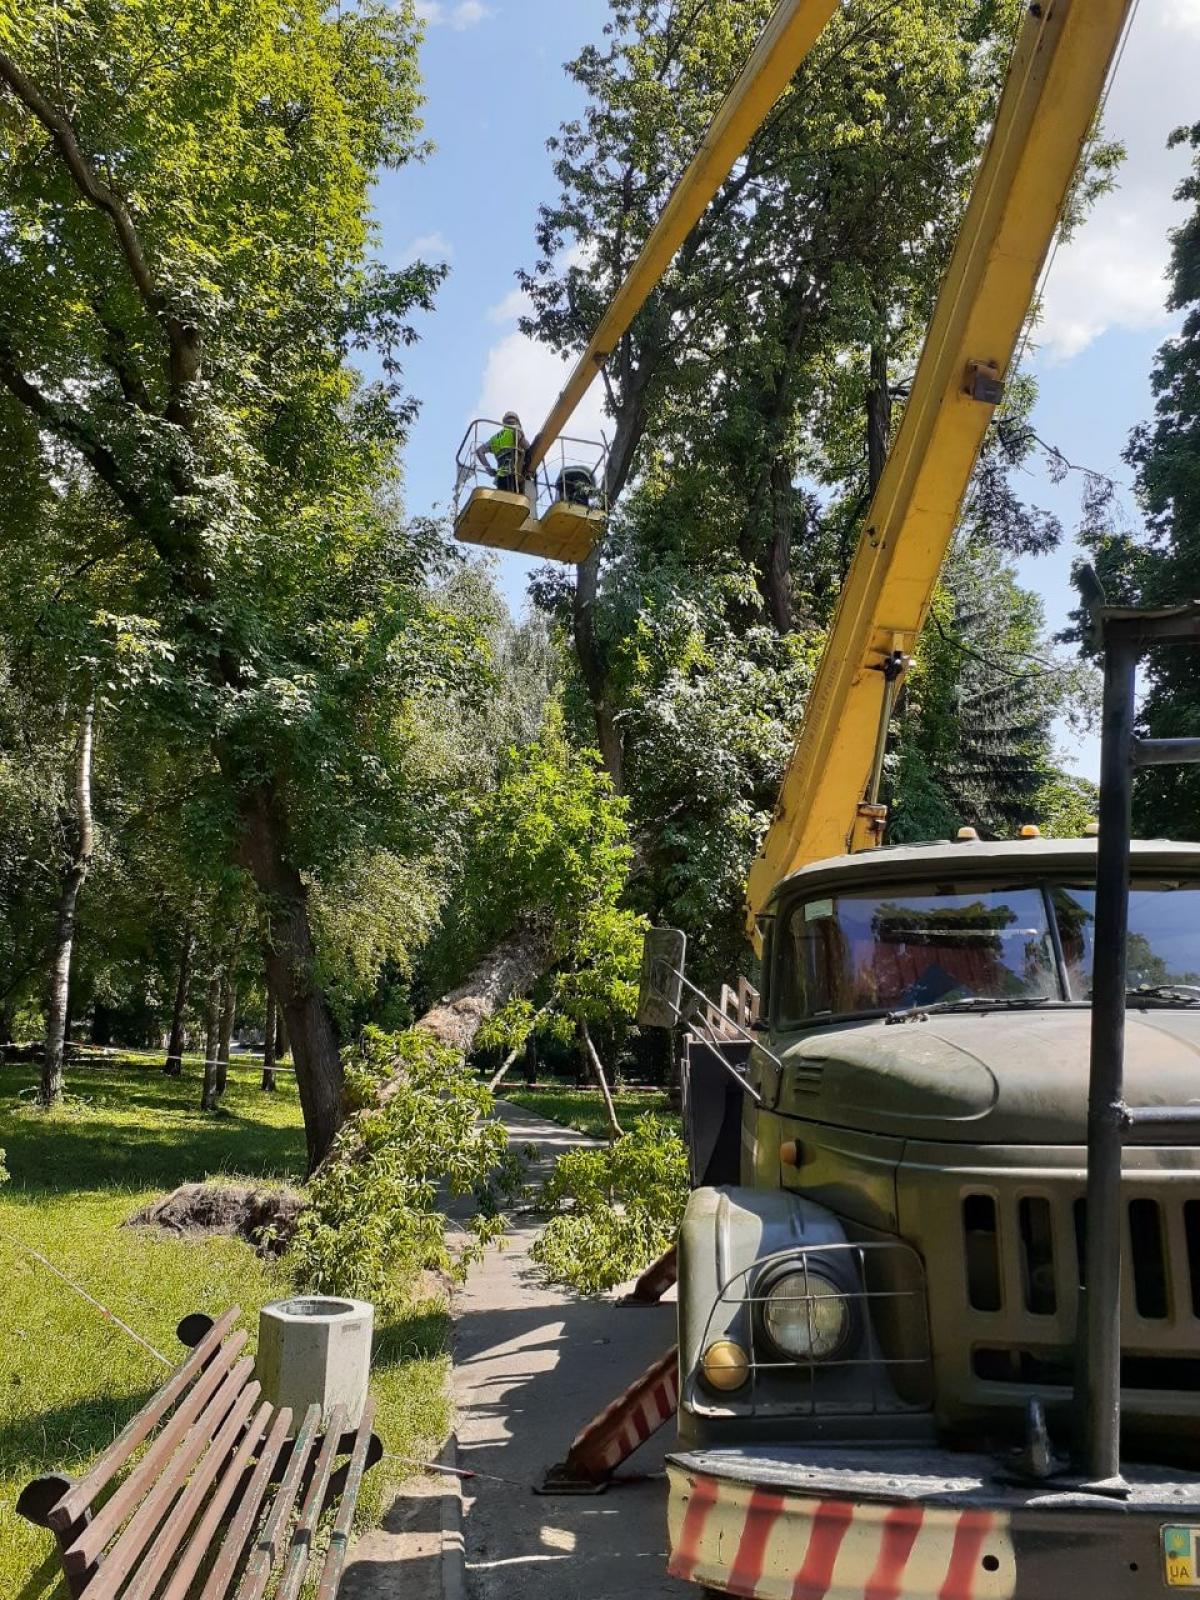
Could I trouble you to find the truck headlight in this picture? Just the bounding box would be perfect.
[760,1267,854,1362]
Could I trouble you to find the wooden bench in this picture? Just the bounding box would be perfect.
[16,1306,382,1599]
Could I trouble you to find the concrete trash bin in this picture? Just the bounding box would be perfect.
[256,1297,374,1430]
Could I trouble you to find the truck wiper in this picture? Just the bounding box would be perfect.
[1125,984,1200,1006]
[885,996,1054,1025]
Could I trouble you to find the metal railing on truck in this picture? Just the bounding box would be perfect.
[1080,570,1200,1484]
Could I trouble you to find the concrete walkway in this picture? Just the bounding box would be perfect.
[452,1100,690,1600]
[343,1098,690,1600]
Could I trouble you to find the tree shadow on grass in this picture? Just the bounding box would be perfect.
[0,1063,305,1198]
[1,1119,303,1199]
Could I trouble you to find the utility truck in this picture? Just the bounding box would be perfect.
[459,0,1200,1589]
[658,816,1200,1599]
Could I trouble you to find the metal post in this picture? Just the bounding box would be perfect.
[1080,637,1137,1482]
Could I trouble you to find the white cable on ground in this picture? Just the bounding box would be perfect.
[0,1229,174,1368]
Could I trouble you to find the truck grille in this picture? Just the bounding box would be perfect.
[962,1186,1200,1350]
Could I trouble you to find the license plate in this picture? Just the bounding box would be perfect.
[1164,1526,1200,1587]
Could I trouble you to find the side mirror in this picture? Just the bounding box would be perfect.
[637,928,687,1029]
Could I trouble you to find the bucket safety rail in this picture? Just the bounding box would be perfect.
[454,417,535,510]
[532,432,609,520]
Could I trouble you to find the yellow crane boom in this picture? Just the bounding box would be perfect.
[744,0,1134,929]
[525,0,838,477]
[512,0,1136,932]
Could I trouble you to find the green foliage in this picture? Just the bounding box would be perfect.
[530,1117,689,1296]
[289,1029,509,1315]
[0,1052,447,1599]
[889,544,1097,841]
[463,707,633,954]
[521,0,1110,988]
[1070,123,1200,839]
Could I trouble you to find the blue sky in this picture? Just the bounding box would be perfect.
[376,0,1200,782]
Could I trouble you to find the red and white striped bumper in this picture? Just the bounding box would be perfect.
[666,1461,1016,1600]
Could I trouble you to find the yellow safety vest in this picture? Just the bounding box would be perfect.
[489,427,519,463]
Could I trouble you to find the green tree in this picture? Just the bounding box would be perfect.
[889,543,1097,843]
[0,0,463,1165]
[1077,123,1200,838]
[522,0,1031,779]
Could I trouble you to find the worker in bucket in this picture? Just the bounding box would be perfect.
[476,411,529,493]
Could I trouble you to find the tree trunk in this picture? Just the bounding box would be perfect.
[866,341,891,496]
[201,973,222,1111]
[573,544,623,792]
[235,785,342,1173]
[41,699,95,1107]
[311,922,554,1180]
[275,1005,288,1063]
[163,920,193,1076]
[415,923,552,1062]
[216,977,236,1098]
[762,457,796,634]
[261,982,278,1091]
[581,1020,623,1143]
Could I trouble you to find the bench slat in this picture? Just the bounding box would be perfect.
[122,1383,263,1600]
[156,1399,273,1600]
[275,1404,347,1600]
[195,1404,294,1600]
[61,1327,249,1569]
[233,1402,323,1600]
[66,1353,254,1584]
[47,1307,241,1534]
[316,1400,378,1600]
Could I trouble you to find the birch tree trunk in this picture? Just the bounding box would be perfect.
[262,982,278,1091]
[216,978,236,1098]
[200,973,222,1111]
[41,699,95,1107]
[163,920,193,1077]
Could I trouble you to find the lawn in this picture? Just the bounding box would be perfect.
[501,1082,677,1141]
[0,1051,450,1600]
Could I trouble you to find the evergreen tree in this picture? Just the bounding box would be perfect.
[1089,123,1200,839]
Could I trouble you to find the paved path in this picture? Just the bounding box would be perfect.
[452,1100,691,1600]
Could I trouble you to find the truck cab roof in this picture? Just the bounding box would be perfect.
[766,836,1200,914]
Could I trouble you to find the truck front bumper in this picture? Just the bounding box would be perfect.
[667,1445,1200,1599]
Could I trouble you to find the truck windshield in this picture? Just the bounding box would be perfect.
[776,883,1057,1024]
[776,876,1200,1023]
[1050,882,1200,998]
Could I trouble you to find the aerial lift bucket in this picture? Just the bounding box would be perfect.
[452,422,607,563]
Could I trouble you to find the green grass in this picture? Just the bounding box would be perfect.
[0,1053,450,1600]
[501,1083,677,1141]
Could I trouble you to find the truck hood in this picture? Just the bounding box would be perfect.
[776,1007,1200,1144]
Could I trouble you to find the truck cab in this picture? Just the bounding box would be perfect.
[670,835,1200,1598]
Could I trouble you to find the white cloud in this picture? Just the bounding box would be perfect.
[1163,0,1200,38]
[474,329,610,450]
[415,0,493,29]
[398,230,454,266]
[487,286,533,324]
[1037,208,1172,361]
[1036,5,1197,360]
